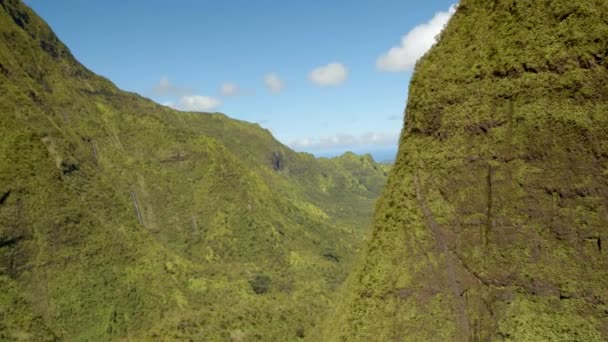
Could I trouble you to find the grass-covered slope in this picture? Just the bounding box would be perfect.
[326,1,608,340]
[0,0,387,340]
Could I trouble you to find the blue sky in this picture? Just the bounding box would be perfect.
[25,0,456,161]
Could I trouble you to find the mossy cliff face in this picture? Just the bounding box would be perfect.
[327,1,608,340]
[0,0,388,340]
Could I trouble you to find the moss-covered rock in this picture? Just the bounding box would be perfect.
[326,0,608,340]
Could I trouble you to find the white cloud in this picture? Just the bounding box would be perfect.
[152,77,221,111]
[174,95,221,112]
[264,72,285,93]
[220,82,239,96]
[158,76,170,90]
[309,62,348,87]
[289,131,399,151]
[377,4,457,72]
[153,76,192,96]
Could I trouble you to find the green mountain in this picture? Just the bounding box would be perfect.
[326,1,608,341]
[0,1,388,340]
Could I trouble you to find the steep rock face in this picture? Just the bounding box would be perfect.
[327,1,608,340]
[0,1,388,340]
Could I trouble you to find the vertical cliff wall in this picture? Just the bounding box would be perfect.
[328,1,608,340]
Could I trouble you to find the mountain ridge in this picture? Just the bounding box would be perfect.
[0,0,387,340]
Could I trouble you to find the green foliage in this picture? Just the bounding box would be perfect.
[326,0,608,340]
[249,274,272,294]
[0,1,388,340]
[0,277,58,341]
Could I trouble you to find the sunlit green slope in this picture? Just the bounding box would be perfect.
[0,0,388,340]
[326,0,608,341]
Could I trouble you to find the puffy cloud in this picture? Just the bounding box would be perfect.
[152,76,220,111]
[220,82,239,96]
[289,131,399,150]
[264,72,285,93]
[175,95,221,112]
[153,76,192,96]
[377,4,457,72]
[308,62,348,87]
[387,114,402,121]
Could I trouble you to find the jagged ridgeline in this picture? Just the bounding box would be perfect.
[325,0,608,341]
[0,0,389,340]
